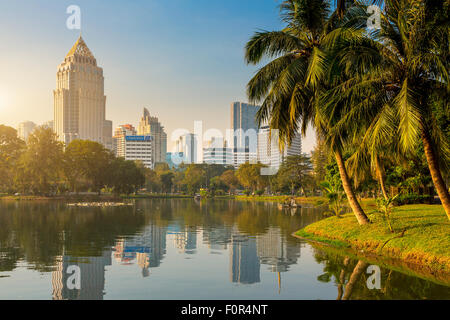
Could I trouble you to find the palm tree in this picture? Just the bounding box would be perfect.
[245,0,371,224]
[328,0,450,219]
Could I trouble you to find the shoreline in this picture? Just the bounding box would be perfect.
[292,231,450,287]
[293,204,450,285]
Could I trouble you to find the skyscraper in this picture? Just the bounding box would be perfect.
[53,36,112,148]
[229,234,260,284]
[175,133,198,164]
[230,102,260,168]
[257,125,302,171]
[138,108,167,164]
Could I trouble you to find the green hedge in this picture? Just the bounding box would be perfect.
[393,193,434,205]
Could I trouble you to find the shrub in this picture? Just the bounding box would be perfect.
[255,190,264,196]
[393,193,433,205]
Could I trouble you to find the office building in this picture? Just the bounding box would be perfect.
[138,108,167,164]
[53,36,112,148]
[257,126,302,171]
[175,133,198,164]
[203,137,233,166]
[124,135,153,169]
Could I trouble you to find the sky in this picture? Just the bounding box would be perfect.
[0,0,316,153]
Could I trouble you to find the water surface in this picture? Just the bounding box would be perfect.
[0,199,448,300]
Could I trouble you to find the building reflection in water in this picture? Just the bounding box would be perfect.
[229,232,260,284]
[169,225,197,254]
[113,224,167,277]
[51,218,303,298]
[52,249,112,300]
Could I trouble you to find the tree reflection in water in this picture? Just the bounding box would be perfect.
[0,199,448,299]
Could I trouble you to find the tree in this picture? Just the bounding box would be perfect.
[184,164,206,194]
[311,137,329,186]
[64,140,113,194]
[209,176,227,196]
[160,172,174,193]
[235,163,267,193]
[109,158,145,195]
[275,154,313,195]
[245,0,371,224]
[15,127,64,195]
[333,0,450,219]
[220,170,240,194]
[0,125,25,193]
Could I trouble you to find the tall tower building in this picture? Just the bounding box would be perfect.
[53,36,112,149]
[138,108,167,164]
[175,133,198,164]
[230,102,260,167]
[257,126,302,171]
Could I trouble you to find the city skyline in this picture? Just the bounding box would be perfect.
[0,0,317,153]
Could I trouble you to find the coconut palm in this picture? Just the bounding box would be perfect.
[326,0,450,219]
[245,0,371,224]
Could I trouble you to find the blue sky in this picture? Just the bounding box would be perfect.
[0,0,316,152]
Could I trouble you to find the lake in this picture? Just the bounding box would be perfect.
[0,199,448,300]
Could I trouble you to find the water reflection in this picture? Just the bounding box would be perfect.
[0,199,448,300]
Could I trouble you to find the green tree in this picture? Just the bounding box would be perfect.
[235,163,268,193]
[184,164,206,194]
[0,125,25,193]
[15,127,64,195]
[109,158,145,195]
[220,169,240,194]
[245,0,371,224]
[332,0,450,219]
[64,140,113,194]
[275,154,313,195]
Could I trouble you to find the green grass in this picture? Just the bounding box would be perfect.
[295,204,450,273]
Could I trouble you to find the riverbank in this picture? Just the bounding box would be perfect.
[295,204,450,276]
[234,195,326,205]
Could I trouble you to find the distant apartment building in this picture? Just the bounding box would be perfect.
[257,125,302,171]
[124,135,153,169]
[175,133,198,164]
[138,108,167,164]
[230,102,260,168]
[203,137,233,166]
[17,121,37,141]
[113,124,137,157]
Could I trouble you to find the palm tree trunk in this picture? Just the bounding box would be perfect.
[421,129,450,220]
[342,260,369,300]
[375,157,388,200]
[335,150,370,225]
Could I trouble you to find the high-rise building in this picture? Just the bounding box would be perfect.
[257,125,302,171]
[229,234,260,284]
[137,108,167,164]
[124,136,154,169]
[175,133,198,164]
[17,121,37,141]
[113,124,137,157]
[52,249,112,300]
[203,137,233,166]
[53,36,112,148]
[230,102,260,167]
[256,227,300,273]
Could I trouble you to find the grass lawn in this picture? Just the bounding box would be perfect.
[295,204,450,273]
